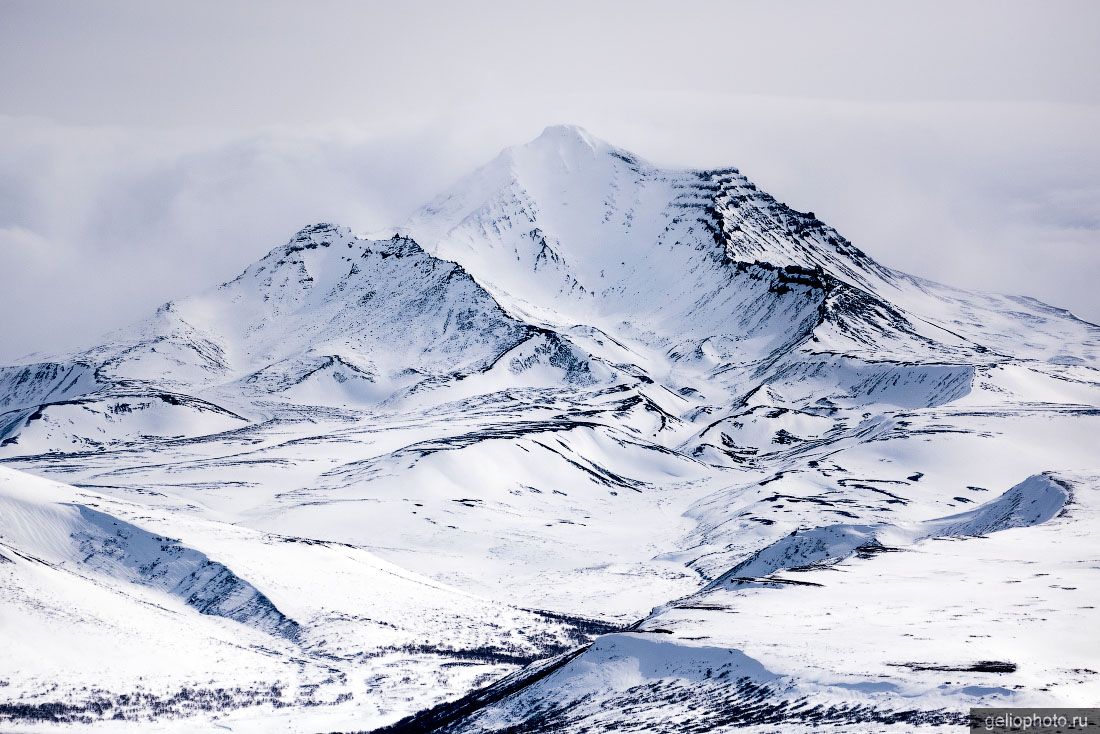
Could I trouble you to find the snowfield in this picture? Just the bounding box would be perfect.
[1,126,1097,733]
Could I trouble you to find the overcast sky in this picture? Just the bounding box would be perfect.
[2,0,1099,361]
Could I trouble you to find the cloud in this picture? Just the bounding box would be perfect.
[0,117,477,360]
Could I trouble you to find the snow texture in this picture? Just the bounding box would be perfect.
[1,125,1097,733]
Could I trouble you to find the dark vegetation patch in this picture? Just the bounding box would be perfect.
[367,672,965,734]
[0,682,344,725]
[893,661,1017,673]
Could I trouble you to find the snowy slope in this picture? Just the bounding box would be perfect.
[0,466,607,731]
[1,126,1098,732]
[384,473,1099,733]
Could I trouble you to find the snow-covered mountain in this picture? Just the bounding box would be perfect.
[1,126,1098,733]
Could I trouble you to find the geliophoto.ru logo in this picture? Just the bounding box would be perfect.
[972,708,1100,733]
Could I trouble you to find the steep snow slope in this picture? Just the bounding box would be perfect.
[1,126,1098,732]
[93,225,530,387]
[0,472,299,639]
[404,127,832,389]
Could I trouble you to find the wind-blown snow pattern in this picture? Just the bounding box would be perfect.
[1,125,1098,733]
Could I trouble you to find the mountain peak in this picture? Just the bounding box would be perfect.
[371,233,425,258]
[530,124,599,149]
[287,222,353,252]
[501,124,626,171]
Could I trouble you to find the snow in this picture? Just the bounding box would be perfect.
[1,125,1097,732]
[0,467,595,731]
